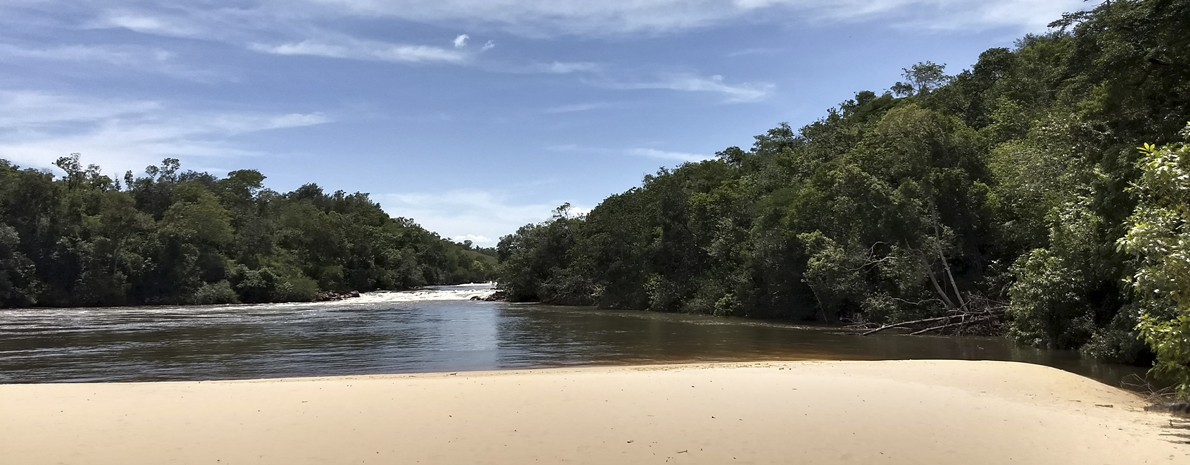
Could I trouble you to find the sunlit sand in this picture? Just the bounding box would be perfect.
[2,360,1185,464]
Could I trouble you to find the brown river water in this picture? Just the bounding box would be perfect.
[0,284,1150,387]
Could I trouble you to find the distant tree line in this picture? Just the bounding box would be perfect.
[0,156,496,307]
[495,0,1190,390]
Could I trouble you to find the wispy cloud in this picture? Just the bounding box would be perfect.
[628,148,712,163]
[86,7,477,67]
[609,74,774,102]
[542,102,612,114]
[0,90,330,173]
[0,43,226,82]
[51,1,1085,48]
[20,1,1088,92]
[0,90,161,127]
[779,0,1090,32]
[548,143,713,164]
[92,11,206,38]
[380,190,587,244]
[453,234,492,244]
[285,0,1088,37]
[493,61,601,75]
[546,143,585,152]
[0,43,171,64]
[251,38,468,64]
[727,47,781,57]
[543,61,600,74]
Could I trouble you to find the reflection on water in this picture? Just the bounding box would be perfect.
[0,284,1148,387]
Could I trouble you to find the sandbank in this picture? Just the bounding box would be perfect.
[1,360,1187,464]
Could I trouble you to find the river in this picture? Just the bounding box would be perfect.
[0,284,1149,387]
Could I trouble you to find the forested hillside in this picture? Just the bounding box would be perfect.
[0,156,496,307]
[496,0,1190,383]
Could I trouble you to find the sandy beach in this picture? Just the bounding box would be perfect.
[1,360,1186,464]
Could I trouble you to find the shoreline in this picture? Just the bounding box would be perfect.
[2,360,1186,464]
[0,283,498,311]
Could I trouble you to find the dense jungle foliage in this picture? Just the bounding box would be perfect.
[0,156,497,307]
[496,0,1190,386]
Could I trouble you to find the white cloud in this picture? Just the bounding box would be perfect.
[292,0,1087,36]
[0,43,168,64]
[54,1,1086,47]
[493,61,600,75]
[543,102,612,114]
[252,38,468,64]
[0,43,226,82]
[0,91,162,127]
[785,0,1090,32]
[85,7,473,66]
[628,148,712,163]
[453,234,492,244]
[93,11,205,38]
[546,143,583,152]
[102,13,173,33]
[548,143,712,165]
[610,74,774,102]
[380,190,587,244]
[0,90,330,173]
[727,47,781,57]
[544,61,599,74]
[22,1,1087,86]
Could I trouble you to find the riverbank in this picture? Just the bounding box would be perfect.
[1,361,1185,464]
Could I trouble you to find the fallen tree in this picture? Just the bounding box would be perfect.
[857,295,1007,336]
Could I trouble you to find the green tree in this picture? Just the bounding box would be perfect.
[1121,125,1190,394]
[497,204,586,303]
[1,155,494,308]
[0,223,38,306]
[892,61,951,99]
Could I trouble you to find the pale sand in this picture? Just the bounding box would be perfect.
[2,361,1187,464]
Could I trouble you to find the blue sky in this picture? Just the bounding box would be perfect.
[0,0,1087,245]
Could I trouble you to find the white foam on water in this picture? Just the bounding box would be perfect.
[0,283,501,318]
[353,284,498,304]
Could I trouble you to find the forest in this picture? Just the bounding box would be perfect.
[495,0,1190,391]
[0,156,498,307]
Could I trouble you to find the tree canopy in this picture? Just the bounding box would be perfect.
[495,0,1190,390]
[0,155,496,307]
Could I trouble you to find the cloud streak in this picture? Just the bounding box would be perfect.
[0,90,330,173]
[628,147,712,163]
[380,190,587,245]
[543,61,600,74]
[287,0,1088,36]
[0,43,227,82]
[37,1,1086,49]
[0,43,170,64]
[5,1,1086,92]
[609,74,774,102]
[252,38,468,64]
[542,102,612,114]
[94,11,206,37]
[548,143,713,164]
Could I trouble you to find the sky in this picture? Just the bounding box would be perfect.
[0,0,1090,245]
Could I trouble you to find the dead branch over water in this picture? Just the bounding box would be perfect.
[857,295,1007,336]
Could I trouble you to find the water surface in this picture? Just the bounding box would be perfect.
[0,284,1148,387]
